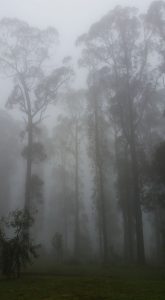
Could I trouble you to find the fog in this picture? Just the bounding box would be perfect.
[0,0,165,279]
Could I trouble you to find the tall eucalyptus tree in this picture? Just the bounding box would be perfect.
[77,6,155,264]
[0,18,71,212]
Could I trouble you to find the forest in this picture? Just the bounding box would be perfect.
[0,1,165,299]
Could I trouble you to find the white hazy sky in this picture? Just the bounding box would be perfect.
[0,0,153,56]
[0,0,153,113]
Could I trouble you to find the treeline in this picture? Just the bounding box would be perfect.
[0,1,165,268]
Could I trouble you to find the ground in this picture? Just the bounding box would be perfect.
[0,266,165,299]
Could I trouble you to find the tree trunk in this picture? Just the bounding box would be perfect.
[114,135,135,263]
[19,74,33,213]
[74,120,80,260]
[123,35,145,265]
[62,155,68,257]
[25,116,33,212]
[123,201,135,263]
[129,106,145,265]
[155,206,165,263]
[93,90,108,264]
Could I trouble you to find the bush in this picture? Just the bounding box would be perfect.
[0,209,40,278]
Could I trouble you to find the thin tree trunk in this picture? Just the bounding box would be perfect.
[93,90,108,264]
[155,206,165,263]
[25,117,33,212]
[62,155,68,256]
[19,74,33,213]
[129,114,145,265]
[74,120,80,259]
[114,134,134,263]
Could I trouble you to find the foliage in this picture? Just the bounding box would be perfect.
[22,142,47,163]
[0,210,40,278]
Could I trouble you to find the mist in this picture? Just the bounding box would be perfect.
[0,1,165,299]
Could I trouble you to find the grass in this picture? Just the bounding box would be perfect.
[0,266,165,299]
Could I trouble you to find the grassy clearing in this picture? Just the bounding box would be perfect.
[0,267,165,300]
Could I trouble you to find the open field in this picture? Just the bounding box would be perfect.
[0,267,165,300]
